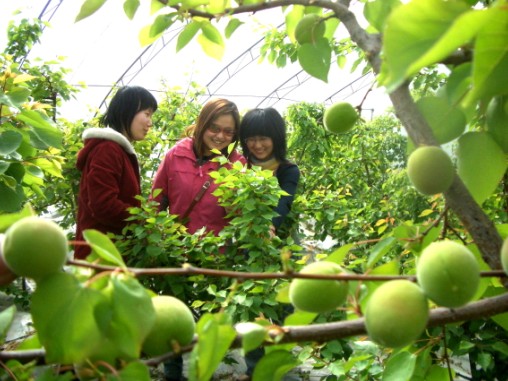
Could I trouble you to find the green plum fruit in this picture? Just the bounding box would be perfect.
[142,295,196,357]
[417,240,480,308]
[289,261,349,314]
[407,146,454,195]
[365,280,429,348]
[0,235,18,286]
[486,95,508,153]
[324,102,359,134]
[2,216,68,281]
[295,14,325,45]
[502,237,508,275]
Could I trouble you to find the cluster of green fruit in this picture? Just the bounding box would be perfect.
[288,240,485,348]
[0,216,195,371]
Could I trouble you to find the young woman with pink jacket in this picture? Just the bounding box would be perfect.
[151,98,246,236]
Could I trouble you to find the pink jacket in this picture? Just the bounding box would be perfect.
[152,138,246,235]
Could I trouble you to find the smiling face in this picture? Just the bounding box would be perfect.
[245,136,274,161]
[202,114,236,155]
[129,108,154,141]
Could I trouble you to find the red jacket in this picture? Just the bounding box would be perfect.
[152,138,246,235]
[74,128,141,259]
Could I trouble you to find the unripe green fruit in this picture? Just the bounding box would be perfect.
[324,102,359,134]
[407,146,454,195]
[417,240,480,308]
[2,217,68,281]
[502,237,508,275]
[295,14,325,45]
[289,261,349,313]
[142,295,196,357]
[365,280,429,348]
[0,235,17,286]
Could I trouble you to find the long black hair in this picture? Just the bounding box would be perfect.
[239,107,287,162]
[100,86,158,140]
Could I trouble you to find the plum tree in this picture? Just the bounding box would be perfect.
[2,216,68,281]
[407,146,454,195]
[289,261,349,313]
[417,240,480,308]
[365,280,429,348]
[323,101,359,134]
[294,14,325,45]
[142,295,196,357]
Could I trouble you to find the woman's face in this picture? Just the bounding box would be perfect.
[129,109,154,141]
[203,114,236,155]
[245,136,274,161]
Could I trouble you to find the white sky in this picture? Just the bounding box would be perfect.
[1,0,392,122]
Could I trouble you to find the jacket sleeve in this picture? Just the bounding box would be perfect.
[85,144,137,229]
[151,152,171,211]
[273,164,301,229]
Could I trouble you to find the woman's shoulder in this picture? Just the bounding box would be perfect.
[278,161,300,174]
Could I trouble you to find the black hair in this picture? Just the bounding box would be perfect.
[239,107,287,162]
[100,86,158,139]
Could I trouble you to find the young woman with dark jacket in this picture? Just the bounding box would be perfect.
[239,107,301,237]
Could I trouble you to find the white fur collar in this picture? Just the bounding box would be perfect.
[82,127,136,155]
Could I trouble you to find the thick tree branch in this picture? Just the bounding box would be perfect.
[3,292,508,363]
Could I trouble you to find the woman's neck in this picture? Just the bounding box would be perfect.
[251,156,279,171]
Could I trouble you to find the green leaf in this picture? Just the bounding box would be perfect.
[225,18,243,39]
[380,0,470,91]
[94,274,156,361]
[117,361,151,381]
[83,229,126,268]
[4,87,31,107]
[464,5,508,105]
[383,351,416,381]
[31,272,106,364]
[251,349,300,381]
[150,13,175,38]
[406,8,492,79]
[188,313,236,381]
[123,0,140,20]
[176,21,201,52]
[75,0,108,22]
[0,130,23,155]
[363,0,401,33]
[16,110,63,149]
[283,310,317,326]
[0,305,16,344]
[0,181,25,213]
[326,243,354,264]
[297,37,331,82]
[457,131,507,205]
[198,22,225,60]
[366,236,397,269]
[235,322,267,354]
[415,96,466,144]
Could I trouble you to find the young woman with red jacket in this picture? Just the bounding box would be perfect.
[74,86,158,259]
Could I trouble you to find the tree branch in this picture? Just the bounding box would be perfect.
[3,292,508,363]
